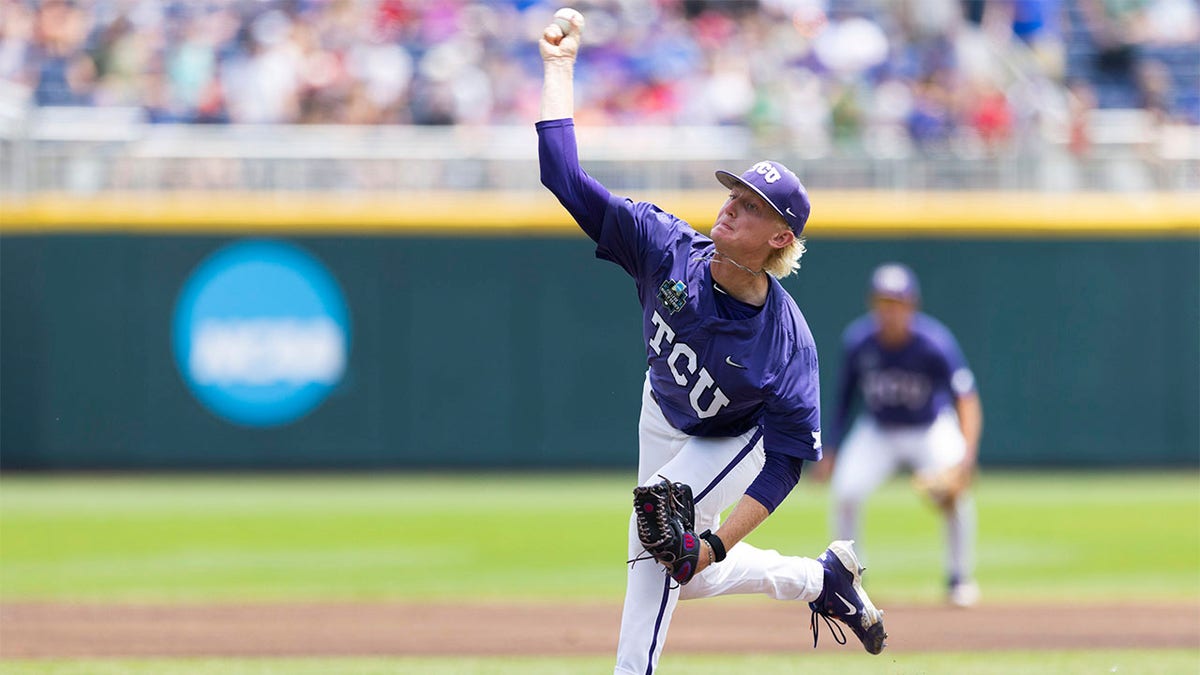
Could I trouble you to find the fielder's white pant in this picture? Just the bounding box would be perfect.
[614,375,825,675]
[830,413,976,586]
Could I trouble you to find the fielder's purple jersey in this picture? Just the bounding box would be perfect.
[828,313,976,447]
[537,119,822,462]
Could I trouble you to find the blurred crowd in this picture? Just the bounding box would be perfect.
[1,0,1197,156]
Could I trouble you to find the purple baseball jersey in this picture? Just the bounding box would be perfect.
[537,118,821,462]
[594,197,822,460]
[828,312,976,447]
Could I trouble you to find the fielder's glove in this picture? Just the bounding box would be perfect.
[912,465,970,510]
[631,478,701,584]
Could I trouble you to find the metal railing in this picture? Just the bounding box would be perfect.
[2,100,1197,198]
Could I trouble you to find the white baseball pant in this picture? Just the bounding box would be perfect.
[830,412,975,584]
[614,374,825,675]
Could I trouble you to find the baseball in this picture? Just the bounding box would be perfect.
[553,16,572,36]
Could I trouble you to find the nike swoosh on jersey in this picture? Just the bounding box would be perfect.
[725,356,747,369]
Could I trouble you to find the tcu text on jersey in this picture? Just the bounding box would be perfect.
[861,368,931,410]
[649,310,730,419]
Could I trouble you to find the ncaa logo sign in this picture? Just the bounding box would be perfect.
[172,240,351,427]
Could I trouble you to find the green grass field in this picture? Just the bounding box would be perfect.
[3,471,1197,603]
[2,470,1198,673]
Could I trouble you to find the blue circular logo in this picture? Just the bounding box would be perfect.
[172,240,351,427]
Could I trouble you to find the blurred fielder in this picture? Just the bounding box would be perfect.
[813,262,984,607]
[538,9,887,674]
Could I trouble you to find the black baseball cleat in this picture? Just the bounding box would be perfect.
[809,540,888,655]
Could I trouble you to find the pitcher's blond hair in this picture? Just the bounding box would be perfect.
[764,233,806,279]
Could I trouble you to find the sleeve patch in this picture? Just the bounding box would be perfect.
[951,368,976,395]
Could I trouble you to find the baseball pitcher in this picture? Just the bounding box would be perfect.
[538,9,888,674]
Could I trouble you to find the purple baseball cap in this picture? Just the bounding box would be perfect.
[715,160,811,235]
[870,263,921,302]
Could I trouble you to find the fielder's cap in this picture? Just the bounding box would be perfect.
[715,160,811,235]
[870,262,921,302]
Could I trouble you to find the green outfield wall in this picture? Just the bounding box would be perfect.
[2,193,1197,469]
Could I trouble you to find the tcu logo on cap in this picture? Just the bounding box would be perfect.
[751,161,781,183]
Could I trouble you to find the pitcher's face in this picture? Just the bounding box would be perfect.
[711,186,789,254]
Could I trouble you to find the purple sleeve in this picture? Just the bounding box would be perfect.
[827,336,862,449]
[746,451,805,513]
[920,315,976,398]
[762,345,822,462]
[537,118,612,242]
[937,332,976,397]
[538,119,679,282]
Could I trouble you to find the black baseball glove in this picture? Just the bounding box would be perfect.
[631,478,701,584]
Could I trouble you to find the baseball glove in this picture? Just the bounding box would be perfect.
[631,478,701,584]
[912,465,969,510]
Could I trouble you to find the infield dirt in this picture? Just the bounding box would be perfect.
[2,601,1197,658]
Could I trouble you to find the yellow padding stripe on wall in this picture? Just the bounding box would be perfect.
[3,190,1198,237]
